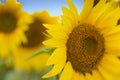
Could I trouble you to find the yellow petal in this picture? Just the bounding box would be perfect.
[33,10,58,24]
[61,16,75,33]
[43,24,57,30]
[104,25,120,37]
[5,0,22,11]
[86,0,106,24]
[62,6,75,22]
[43,24,62,31]
[43,49,66,78]
[44,23,71,39]
[60,61,74,80]
[96,7,120,31]
[79,0,94,23]
[19,32,28,44]
[62,15,71,27]
[105,33,120,56]
[6,0,16,4]
[47,29,68,40]
[46,47,67,65]
[18,12,33,25]
[43,47,67,78]
[95,1,119,26]
[85,70,104,80]
[72,72,85,80]
[67,0,78,16]
[66,0,79,24]
[42,63,65,78]
[100,54,120,74]
[43,39,65,48]
[98,65,120,80]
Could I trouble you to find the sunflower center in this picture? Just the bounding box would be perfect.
[66,24,105,74]
[84,37,98,55]
[117,19,120,25]
[21,19,47,48]
[0,12,17,33]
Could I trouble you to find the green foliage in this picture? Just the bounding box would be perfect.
[0,60,58,80]
[27,47,55,60]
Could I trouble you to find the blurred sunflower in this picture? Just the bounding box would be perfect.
[43,0,120,80]
[13,10,58,71]
[0,0,32,58]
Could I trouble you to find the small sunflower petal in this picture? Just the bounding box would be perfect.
[62,6,75,22]
[100,54,120,74]
[47,29,68,40]
[98,65,120,80]
[105,32,120,56]
[104,25,120,37]
[95,1,119,26]
[66,0,79,25]
[96,7,120,31]
[85,70,104,80]
[60,61,74,80]
[86,0,106,24]
[79,0,94,23]
[43,58,66,78]
[46,47,66,65]
[43,39,65,48]
[72,72,85,80]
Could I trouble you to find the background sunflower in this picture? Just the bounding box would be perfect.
[13,10,58,72]
[0,0,32,58]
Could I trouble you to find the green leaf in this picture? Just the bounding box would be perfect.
[26,47,56,60]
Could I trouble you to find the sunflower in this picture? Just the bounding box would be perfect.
[0,0,32,58]
[108,0,120,6]
[43,0,120,80]
[13,10,58,71]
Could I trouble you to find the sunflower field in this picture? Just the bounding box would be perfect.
[0,0,120,80]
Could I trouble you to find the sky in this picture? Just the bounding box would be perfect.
[1,0,84,16]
